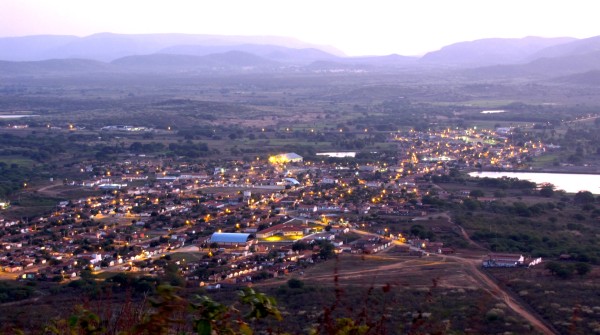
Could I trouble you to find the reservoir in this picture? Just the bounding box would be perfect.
[468,171,600,194]
[0,114,39,119]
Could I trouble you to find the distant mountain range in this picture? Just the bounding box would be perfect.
[2,33,600,81]
[0,33,345,62]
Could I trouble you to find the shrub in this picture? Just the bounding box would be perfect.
[287,278,305,289]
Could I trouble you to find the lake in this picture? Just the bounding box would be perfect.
[468,171,600,194]
[0,114,39,119]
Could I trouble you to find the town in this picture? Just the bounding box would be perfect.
[0,125,547,285]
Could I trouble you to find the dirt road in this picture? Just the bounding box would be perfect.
[33,182,64,197]
[441,212,556,334]
[445,253,556,334]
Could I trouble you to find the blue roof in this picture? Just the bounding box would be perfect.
[210,232,251,243]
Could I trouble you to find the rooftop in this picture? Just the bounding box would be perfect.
[210,232,251,243]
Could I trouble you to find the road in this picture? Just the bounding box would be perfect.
[312,213,556,334]
[441,213,557,335]
[445,253,555,334]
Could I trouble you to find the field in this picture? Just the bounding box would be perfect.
[489,267,600,334]
[244,253,544,334]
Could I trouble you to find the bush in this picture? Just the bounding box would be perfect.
[485,308,505,322]
[574,191,595,204]
[545,261,572,279]
[287,278,305,289]
[574,262,591,276]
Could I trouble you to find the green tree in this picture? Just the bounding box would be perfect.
[545,261,572,279]
[574,191,595,204]
[469,189,485,198]
[287,278,305,289]
[574,262,591,276]
[539,184,554,197]
[316,240,335,259]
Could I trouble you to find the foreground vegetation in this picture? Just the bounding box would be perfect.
[0,273,539,335]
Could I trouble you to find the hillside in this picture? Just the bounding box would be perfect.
[160,44,339,64]
[555,70,600,86]
[528,35,600,60]
[466,50,600,79]
[5,33,600,80]
[421,36,576,67]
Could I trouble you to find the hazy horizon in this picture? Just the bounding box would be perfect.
[1,0,599,56]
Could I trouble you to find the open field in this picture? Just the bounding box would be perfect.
[297,253,480,288]
[489,267,600,335]
[246,252,547,334]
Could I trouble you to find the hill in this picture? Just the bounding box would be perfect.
[555,70,600,86]
[0,33,344,62]
[160,44,339,64]
[528,35,600,60]
[421,36,576,67]
[6,33,600,79]
[466,50,600,79]
[0,35,79,61]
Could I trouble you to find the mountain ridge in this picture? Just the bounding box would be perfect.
[421,36,577,66]
[3,33,600,78]
[0,32,345,62]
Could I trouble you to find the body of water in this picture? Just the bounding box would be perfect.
[469,171,600,194]
[316,152,356,158]
[481,110,506,114]
[0,114,39,119]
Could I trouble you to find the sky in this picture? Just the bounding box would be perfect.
[0,0,598,56]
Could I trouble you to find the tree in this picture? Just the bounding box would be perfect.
[574,191,595,204]
[574,262,591,276]
[462,198,479,210]
[539,184,554,197]
[291,241,310,251]
[316,240,335,259]
[287,278,304,289]
[469,189,485,198]
[545,261,572,279]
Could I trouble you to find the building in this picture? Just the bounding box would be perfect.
[282,178,300,186]
[483,253,525,267]
[256,222,309,238]
[209,233,254,250]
